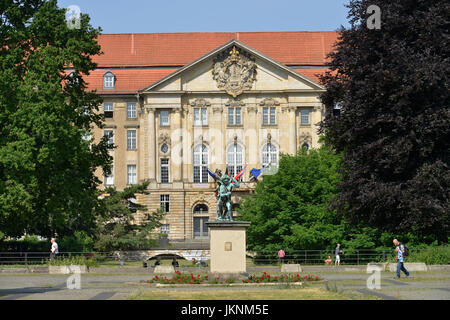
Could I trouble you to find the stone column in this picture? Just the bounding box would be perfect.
[147,107,156,182]
[288,106,297,155]
[171,107,183,185]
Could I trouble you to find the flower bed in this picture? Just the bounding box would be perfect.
[143,271,322,285]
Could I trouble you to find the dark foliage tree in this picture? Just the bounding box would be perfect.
[94,181,166,251]
[319,0,450,242]
[0,0,112,238]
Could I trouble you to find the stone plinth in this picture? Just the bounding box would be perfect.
[154,265,175,274]
[281,264,302,273]
[206,221,251,276]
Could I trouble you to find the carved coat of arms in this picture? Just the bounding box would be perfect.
[212,46,257,98]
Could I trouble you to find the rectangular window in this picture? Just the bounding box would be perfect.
[104,130,114,148]
[228,108,242,125]
[103,76,114,89]
[127,103,137,119]
[194,108,207,126]
[160,110,169,126]
[104,104,114,118]
[160,224,170,236]
[104,166,114,186]
[127,165,137,185]
[263,107,276,125]
[160,195,170,213]
[160,158,169,183]
[127,130,137,150]
[300,109,310,125]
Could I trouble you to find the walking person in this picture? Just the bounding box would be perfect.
[334,243,343,267]
[50,238,59,260]
[278,248,285,264]
[393,239,410,279]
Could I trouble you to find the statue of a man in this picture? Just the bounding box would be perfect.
[216,174,240,221]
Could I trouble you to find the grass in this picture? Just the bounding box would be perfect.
[128,287,369,300]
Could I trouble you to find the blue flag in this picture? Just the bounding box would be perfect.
[207,168,217,180]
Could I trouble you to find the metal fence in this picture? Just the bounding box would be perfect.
[0,252,118,266]
[0,248,433,266]
[248,249,427,266]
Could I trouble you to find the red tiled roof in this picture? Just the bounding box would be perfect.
[294,69,329,83]
[82,32,338,93]
[82,69,177,93]
[94,31,338,67]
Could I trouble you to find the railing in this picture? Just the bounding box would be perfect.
[0,248,433,266]
[247,249,428,266]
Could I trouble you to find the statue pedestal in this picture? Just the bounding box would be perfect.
[205,221,251,278]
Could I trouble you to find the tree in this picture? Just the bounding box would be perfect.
[237,144,348,252]
[0,0,112,238]
[94,181,166,251]
[319,0,450,242]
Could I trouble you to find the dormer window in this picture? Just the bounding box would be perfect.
[103,71,115,89]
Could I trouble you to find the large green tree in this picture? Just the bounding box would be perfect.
[238,144,350,252]
[0,0,111,238]
[319,0,449,242]
[94,181,166,251]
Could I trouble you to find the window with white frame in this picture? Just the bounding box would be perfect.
[300,109,310,125]
[263,107,276,125]
[104,103,114,118]
[127,130,137,150]
[103,72,115,89]
[193,144,208,183]
[160,110,169,126]
[104,130,114,149]
[127,165,137,185]
[228,107,242,125]
[194,108,208,126]
[104,166,114,186]
[127,103,137,119]
[160,195,170,213]
[160,158,169,183]
[262,143,278,167]
[160,224,170,236]
[227,144,243,180]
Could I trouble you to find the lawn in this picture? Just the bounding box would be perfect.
[129,287,375,300]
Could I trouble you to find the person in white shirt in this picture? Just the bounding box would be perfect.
[50,238,59,260]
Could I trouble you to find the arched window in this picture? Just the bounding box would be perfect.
[227,144,243,180]
[103,71,115,89]
[262,143,278,167]
[193,144,208,183]
[193,204,209,238]
[193,204,209,214]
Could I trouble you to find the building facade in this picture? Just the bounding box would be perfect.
[83,32,337,241]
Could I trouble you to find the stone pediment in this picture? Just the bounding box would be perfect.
[140,40,324,94]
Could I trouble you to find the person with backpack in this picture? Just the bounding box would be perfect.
[393,239,410,279]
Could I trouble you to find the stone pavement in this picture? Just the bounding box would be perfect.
[0,270,449,300]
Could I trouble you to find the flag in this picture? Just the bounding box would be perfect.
[234,167,246,180]
[250,165,269,180]
[207,168,217,180]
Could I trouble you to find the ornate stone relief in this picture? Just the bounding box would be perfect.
[259,98,280,107]
[225,98,246,108]
[212,46,257,98]
[190,98,211,108]
[158,133,171,146]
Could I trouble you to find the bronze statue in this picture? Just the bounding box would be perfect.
[215,174,240,221]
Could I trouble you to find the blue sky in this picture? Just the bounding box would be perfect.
[58,0,350,34]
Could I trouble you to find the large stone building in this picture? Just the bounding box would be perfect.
[81,32,337,242]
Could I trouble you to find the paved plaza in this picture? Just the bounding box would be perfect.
[0,268,449,300]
